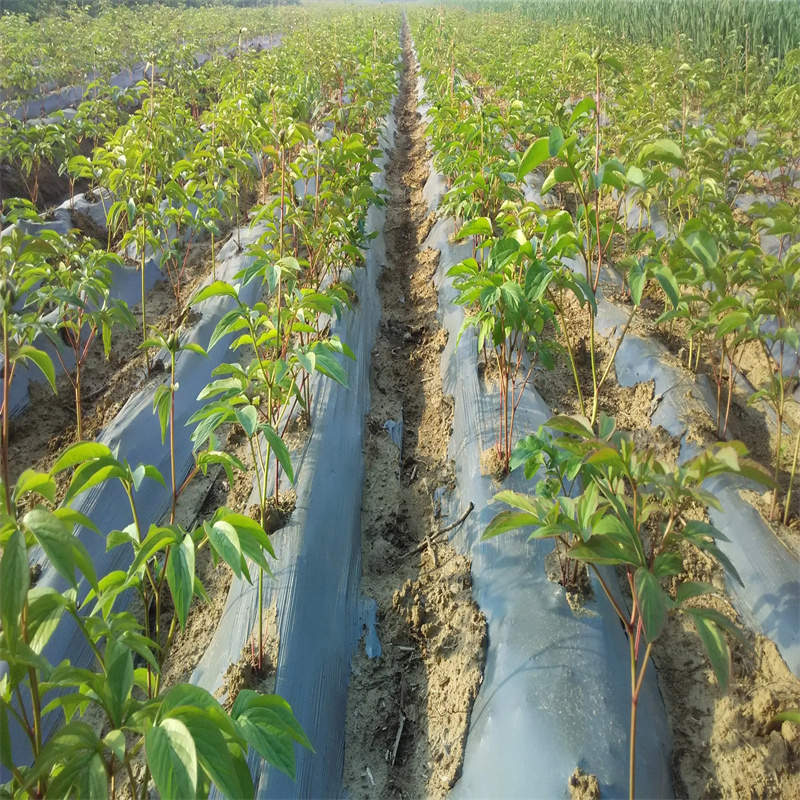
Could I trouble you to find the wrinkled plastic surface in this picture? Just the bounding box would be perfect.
[190,112,395,800]
[413,61,672,797]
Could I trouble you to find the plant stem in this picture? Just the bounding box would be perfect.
[784,426,800,526]
[169,353,177,524]
[553,292,586,417]
[629,642,654,800]
[2,308,12,511]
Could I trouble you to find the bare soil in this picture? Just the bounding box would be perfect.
[569,768,600,800]
[655,537,800,800]
[216,602,280,710]
[342,30,487,800]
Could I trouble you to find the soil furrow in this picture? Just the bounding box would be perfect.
[343,24,486,800]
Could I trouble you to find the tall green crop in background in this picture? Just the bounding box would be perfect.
[461,0,800,64]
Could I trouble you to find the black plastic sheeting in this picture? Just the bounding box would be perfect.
[415,68,674,798]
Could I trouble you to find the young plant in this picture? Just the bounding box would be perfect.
[450,220,558,474]
[39,237,135,440]
[484,413,773,799]
[516,113,673,425]
[142,327,208,524]
[0,202,61,504]
[0,443,311,800]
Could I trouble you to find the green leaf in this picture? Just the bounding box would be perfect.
[25,721,100,789]
[235,405,258,439]
[204,520,242,579]
[639,138,684,168]
[231,691,312,779]
[652,265,680,308]
[72,538,100,594]
[24,508,76,589]
[312,350,349,390]
[14,469,56,504]
[129,526,182,577]
[568,536,637,565]
[675,581,716,605]
[652,551,683,578]
[517,137,549,180]
[166,534,196,631]
[541,165,574,194]
[145,718,198,800]
[261,424,294,485]
[456,217,493,239]
[47,750,108,800]
[176,707,253,800]
[63,457,130,504]
[153,384,171,445]
[13,345,57,392]
[682,228,719,270]
[626,165,647,190]
[546,414,595,439]
[602,54,624,73]
[567,97,596,128]
[492,490,540,514]
[104,640,134,728]
[628,261,647,306]
[634,568,669,642]
[548,126,565,158]
[716,311,748,339]
[772,710,800,727]
[51,442,112,473]
[482,510,540,540]
[103,730,126,763]
[190,281,239,307]
[688,611,731,690]
[0,700,13,771]
[182,342,208,358]
[27,587,70,654]
[0,529,29,650]
[219,513,276,560]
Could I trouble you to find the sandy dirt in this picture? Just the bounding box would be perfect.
[342,29,487,800]
[569,768,601,800]
[654,536,800,800]
[216,602,280,709]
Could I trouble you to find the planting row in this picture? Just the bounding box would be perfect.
[411,6,799,798]
[0,3,289,117]
[0,8,401,799]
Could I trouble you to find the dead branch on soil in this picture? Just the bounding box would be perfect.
[404,501,475,557]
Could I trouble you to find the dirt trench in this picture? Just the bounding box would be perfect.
[342,26,487,800]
